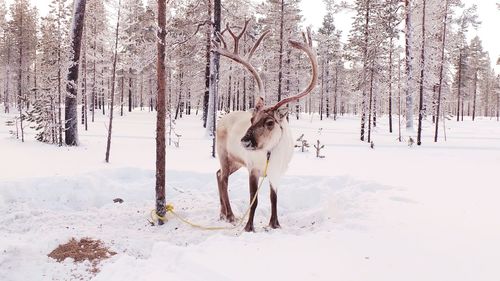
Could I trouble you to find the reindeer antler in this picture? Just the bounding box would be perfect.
[212,19,270,99]
[270,28,318,110]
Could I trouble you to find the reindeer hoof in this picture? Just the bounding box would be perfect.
[244,223,255,232]
[269,220,281,229]
[220,213,236,223]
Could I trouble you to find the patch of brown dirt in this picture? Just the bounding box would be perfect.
[48,237,116,263]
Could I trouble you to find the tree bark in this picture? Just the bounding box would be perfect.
[472,69,478,121]
[155,0,168,224]
[65,0,87,146]
[128,69,133,112]
[320,58,324,121]
[277,0,285,102]
[120,75,124,116]
[202,0,212,128]
[388,36,393,133]
[81,36,88,131]
[333,64,339,121]
[207,0,221,157]
[367,68,374,143]
[434,0,448,142]
[360,0,371,141]
[457,51,463,121]
[417,0,426,146]
[105,0,121,163]
[405,0,414,130]
[17,1,24,142]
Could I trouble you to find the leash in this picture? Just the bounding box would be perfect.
[149,152,271,231]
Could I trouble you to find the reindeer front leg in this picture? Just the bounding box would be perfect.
[269,184,280,229]
[245,169,260,232]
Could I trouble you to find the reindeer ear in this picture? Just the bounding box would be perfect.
[254,97,264,113]
[276,106,289,120]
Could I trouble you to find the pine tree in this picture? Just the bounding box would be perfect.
[380,0,402,133]
[8,0,37,142]
[258,0,302,105]
[318,1,343,121]
[84,0,108,122]
[467,36,487,121]
[120,0,145,114]
[452,4,479,122]
[347,0,384,141]
[0,0,9,112]
[26,5,69,144]
[404,0,414,130]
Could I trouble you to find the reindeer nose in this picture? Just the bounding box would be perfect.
[241,140,252,148]
[241,134,256,149]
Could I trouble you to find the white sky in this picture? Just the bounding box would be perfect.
[300,0,500,73]
[6,0,499,73]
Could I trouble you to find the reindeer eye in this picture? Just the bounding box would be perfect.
[265,120,274,128]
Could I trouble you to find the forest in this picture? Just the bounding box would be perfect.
[1,0,500,280]
[0,0,498,148]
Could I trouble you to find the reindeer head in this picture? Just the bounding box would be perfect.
[240,97,288,150]
[214,21,318,152]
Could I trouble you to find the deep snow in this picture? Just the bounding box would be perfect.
[1,108,499,281]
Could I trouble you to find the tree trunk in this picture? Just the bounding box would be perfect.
[202,0,212,128]
[367,68,374,143]
[120,75,124,116]
[140,73,144,110]
[65,0,87,146]
[175,72,183,119]
[101,69,105,115]
[242,75,247,111]
[434,0,448,142]
[105,0,121,163]
[333,64,339,121]
[236,80,240,111]
[457,51,462,121]
[326,61,330,119]
[4,41,11,114]
[360,0,371,141]
[81,37,88,131]
[388,36,393,133]
[206,0,221,158]
[226,68,232,113]
[398,58,402,142]
[18,1,24,143]
[155,0,168,224]
[128,69,133,112]
[472,69,478,121]
[320,58,324,121]
[277,0,285,102]
[91,16,97,122]
[405,0,414,130]
[417,0,426,146]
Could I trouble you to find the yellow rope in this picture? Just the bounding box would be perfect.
[150,155,270,231]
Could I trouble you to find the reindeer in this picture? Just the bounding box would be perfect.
[213,20,318,232]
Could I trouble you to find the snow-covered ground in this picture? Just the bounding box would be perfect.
[1,108,499,281]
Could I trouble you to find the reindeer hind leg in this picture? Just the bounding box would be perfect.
[269,183,280,229]
[217,162,240,223]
